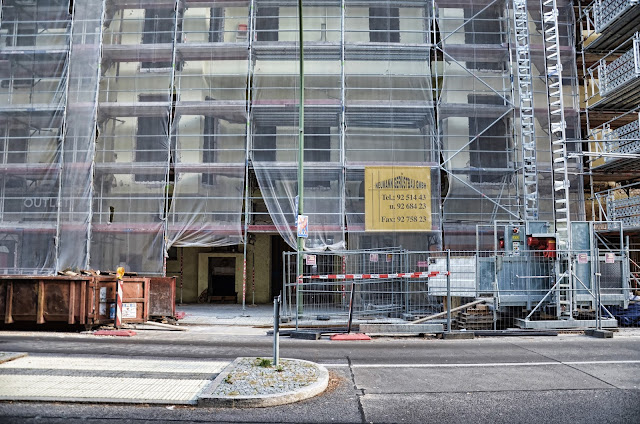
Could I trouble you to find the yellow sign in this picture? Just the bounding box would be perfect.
[364,166,432,232]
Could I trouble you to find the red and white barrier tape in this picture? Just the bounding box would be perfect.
[306,271,450,280]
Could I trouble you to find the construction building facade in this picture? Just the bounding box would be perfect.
[0,0,637,322]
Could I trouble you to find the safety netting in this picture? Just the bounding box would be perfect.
[59,0,104,272]
[166,3,248,248]
[251,2,346,252]
[0,0,70,274]
[0,0,586,275]
[344,1,440,252]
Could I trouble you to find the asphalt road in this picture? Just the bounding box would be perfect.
[1,328,639,423]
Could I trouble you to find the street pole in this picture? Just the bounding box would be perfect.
[273,294,280,366]
[446,250,451,333]
[296,0,305,317]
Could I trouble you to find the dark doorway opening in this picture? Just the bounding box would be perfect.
[208,257,236,302]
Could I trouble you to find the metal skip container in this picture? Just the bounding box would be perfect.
[0,276,93,325]
[1,275,175,326]
[92,276,150,325]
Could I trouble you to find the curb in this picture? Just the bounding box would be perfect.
[93,330,137,337]
[198,358,329,408]
[0,352,28,364]
[330,333,371,341]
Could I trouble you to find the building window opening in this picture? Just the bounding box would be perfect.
[369,7,400,43]
[253,126,277,162]
[142,8,180,69]
[304,126,331,162]
[203,115,217,185]
[468,95,510,184]
[209,7,224,43]
[135,96,167,182]
[256,7,279,42]
[463,6,504,71]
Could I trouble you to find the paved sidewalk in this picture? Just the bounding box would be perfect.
[176,304,275,326]
[176,303,405,328]
[0,354,229,405]
[0,353,329,407]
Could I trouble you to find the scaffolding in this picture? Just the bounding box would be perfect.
[0,1,586,281]
[580,0,640,243]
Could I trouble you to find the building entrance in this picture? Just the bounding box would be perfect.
[207,256,237,302]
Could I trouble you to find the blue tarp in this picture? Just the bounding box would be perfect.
[609,302,640,327]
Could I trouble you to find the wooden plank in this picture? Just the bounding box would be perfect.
[37,280,45,324]
[68,281,76,325]
[4,282,13,324]
[79,280,87,325]
[143,279,150,322]
[87,281,95,320]
[411,299,487,324]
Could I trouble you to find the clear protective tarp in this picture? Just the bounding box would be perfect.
[59,0,105,271]
[345,0,440,251]
[437,0,520,226]
[90,0,175,274]
[251,2,345,251]
[166,3,249,248]
[0,0,70,274]
[0,0,588,275]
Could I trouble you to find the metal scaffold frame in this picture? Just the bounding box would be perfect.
[0,1,586,295]
[512,0,538,221]
[580,0,640,236]
[541,0,573,318]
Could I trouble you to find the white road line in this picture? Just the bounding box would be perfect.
[320,360,640,368]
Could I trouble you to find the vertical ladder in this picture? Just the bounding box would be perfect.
[513,0,538,221]
[542,0,572,318]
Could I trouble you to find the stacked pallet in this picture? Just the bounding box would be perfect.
[456,304,493,330]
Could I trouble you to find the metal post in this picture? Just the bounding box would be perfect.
[347,281,355,334]
[115,279,123,329]
[296,0,305,317]
[446,249,451,333]
[273,295,280,366]
[595,247,601,330]
[242,0,255,314]
[282,251,288,318]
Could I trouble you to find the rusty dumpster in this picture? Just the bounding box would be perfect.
[91,276,150,325]
[0,276,93,325]
[148,277,176,319]
[0,275,175,327]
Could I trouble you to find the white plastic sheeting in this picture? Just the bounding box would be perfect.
[0,0,70,274]
[90,0,174,274]
[166,2,248,249]
[252,1,442,252]
[0,1,586,275]
[59,0,104,271]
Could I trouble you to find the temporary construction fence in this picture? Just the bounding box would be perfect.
[282,249,639,330]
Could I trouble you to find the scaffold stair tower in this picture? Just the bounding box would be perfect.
[513,0,538,221]
[542,0,573,318]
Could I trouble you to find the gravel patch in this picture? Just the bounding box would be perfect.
[211,357,320,397]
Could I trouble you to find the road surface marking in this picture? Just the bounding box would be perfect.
[321,359,640,368]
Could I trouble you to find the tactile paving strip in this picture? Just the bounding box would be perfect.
[0,355,229,404]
